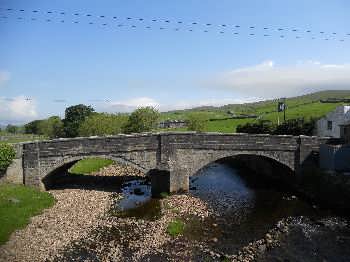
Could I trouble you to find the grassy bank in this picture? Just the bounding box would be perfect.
[0,184,55,245]
[69,158,115,175]
[159,91,350,133]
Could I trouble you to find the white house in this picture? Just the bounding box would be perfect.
[316,105,350,138]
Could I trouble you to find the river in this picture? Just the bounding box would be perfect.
[54,162,350,261]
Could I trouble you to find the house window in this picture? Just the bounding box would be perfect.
[327,121,332,130]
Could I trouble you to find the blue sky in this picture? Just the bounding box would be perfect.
[0,0,350,124]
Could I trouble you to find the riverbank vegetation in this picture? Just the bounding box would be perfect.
[0,184,55,245]
[69,158,115,175]
[166,218,185,237]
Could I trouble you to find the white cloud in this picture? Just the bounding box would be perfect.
[0,96,38,123]
[100,96,258,113]
[103,97,160,112]
[158,98,259,111]
[210,60,350,98]
[0,71,10,87]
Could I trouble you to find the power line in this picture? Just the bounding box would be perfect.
[0,6,348,42]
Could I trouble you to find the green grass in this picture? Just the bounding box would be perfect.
[158,90,350,133]
[159,192,169,199]
[0,184,55,245]
[166,218,185,237]
[0,134,47,144]
[68,158,115,175]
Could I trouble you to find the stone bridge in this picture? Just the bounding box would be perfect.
[4,132,336,194]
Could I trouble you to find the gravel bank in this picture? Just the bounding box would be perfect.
[0,189,113,262]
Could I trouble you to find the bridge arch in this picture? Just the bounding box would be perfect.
[40,155,150,190]
[188,152,295,191]
[186,150,295,178]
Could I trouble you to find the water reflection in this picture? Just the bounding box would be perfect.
[189,162,322,253]
[111,179,161,220]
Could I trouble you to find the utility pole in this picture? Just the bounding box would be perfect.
[277,98,287,124]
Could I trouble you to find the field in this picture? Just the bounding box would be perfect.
[68,158,115,175]
[0,184,55,245]
[0,134,47,144]
[159,90,350,133]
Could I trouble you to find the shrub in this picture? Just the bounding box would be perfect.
[123,107,160,133]
[78,113,128,137]
[0,144,16,171]
[187,112,208,132]
[236,120,274,134]
[273,118,316,136]
[236,118,316,136]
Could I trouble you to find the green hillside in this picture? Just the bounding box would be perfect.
[159,90,350,133]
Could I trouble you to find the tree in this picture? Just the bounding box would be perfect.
[78,113,128,136]
[24,120,42,134]
[123,107,160,133]
[187,112,208,132]
[63,104,95,137]
[39,116,65,138]
[5,124,18,134]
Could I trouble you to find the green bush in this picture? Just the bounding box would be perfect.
[273,118,316,136]
[78,113,128,136]
[0,144,16,171]
[124,107,160,133]
[236,118,316,136]
[187,112,208,132]
[236,120,274,134]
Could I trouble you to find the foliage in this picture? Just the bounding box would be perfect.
[236,118,317,135]
[63,104,95,137]
[78,113,128,137]
[0,144,16,171]
[24,120,42,134]
[166,218,185,237]
[123,107,160,133]
[187,112,208,132]
[5,124,18,134]
[39,116,64,138]
[24,117,64,138]
[273,118,317,136]
[236,120,274,134]
[69,158,115,175]
[0,184,55,245]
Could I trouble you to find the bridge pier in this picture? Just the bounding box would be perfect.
[150,168,189,197]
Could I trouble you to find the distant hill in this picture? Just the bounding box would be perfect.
[160,90,350,133]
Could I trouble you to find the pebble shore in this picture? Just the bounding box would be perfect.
[0,163,338,262]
